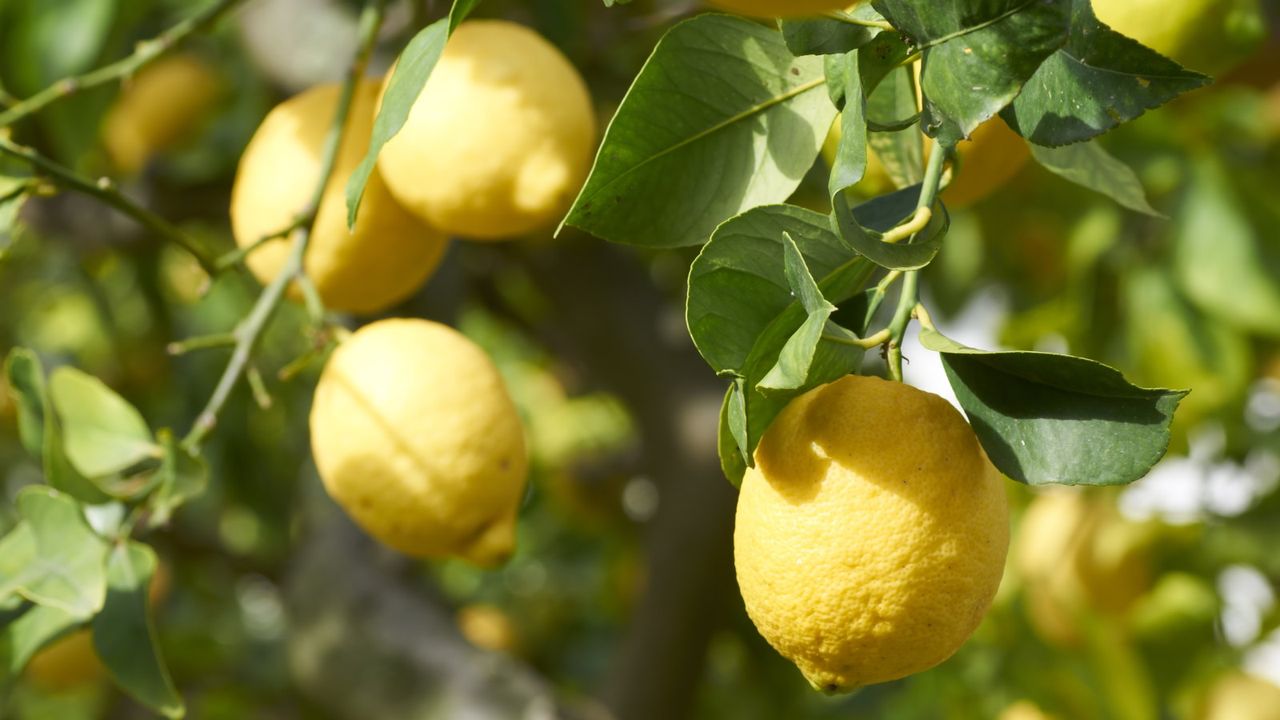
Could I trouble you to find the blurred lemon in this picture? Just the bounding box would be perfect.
[231,82,447,314]
[378,21,595,240]
[708,0,862,19]
[310,319,528,565]
[102,54,222,174]
[1096,0,1264,75]
[735,375,1009,691]
[456,604,520,653]
[999,700,1058,720]
[1194,672,1280,720]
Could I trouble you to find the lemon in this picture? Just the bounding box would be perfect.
[734,374,1009,691]
[1096,0,1264,75]
[231,82,448,314]
[999,701,1058,720]
[102,54,222,174]
[708,0,861,18]
[310,318,528,565]
[1194,672,1280,720]
[1016,490,1152,645]
[456,604,520,653]
[377,21,596,240]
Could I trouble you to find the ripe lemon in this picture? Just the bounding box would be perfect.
[999,701,1057,720]
[377,21,596,240]
[734,375,1009,691]
[1016,490,1152,645]
[708,0,861,18]
[102,54,222,174]
[231,82,448,314]
[310,318,528,565]
[1096,0,1263,75]
[1194,672,1280,720]
[456,604,520,653]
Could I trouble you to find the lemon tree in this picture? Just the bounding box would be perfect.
[0,0,1274,717]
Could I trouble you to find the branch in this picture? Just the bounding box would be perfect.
[886,144,947,381]
[0,137,219,273]
[180,0,386,451]
[0,0,248,128]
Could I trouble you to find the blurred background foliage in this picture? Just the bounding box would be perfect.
[2,0,1280,718]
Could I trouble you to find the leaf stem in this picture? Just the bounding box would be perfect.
[180,0,385,451]
[0,0,247,128]
[0,137,219,273]
[823,327,891,349]
[886,141,947,381]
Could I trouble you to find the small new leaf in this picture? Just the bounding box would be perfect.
[920,328,1186,486]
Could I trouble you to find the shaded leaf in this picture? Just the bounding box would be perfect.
[1030,140,1159,216]
[866,65,923,189]
[1002,0,1209,146]
[93,542,183,719]
[758,233,840,391]
[826,51,867,197]
[0,603,79,679]
[563,15,834,247]
[4,348,46,460]
[49,366,158,480]
[875,0,1071,143]
[920,328,1185,486]
[150,430,209,525]
[781,6,884,57]
[3,488,108,617]
[720,380,750,486]
[830,184,947,270]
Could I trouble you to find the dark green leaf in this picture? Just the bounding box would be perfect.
[720,381,749,486]
[150,430,209,525]
[855,30,912,94]
[345,18,449,227]
[920,328,1185,486]
[2,488,108,617]
[875,0,1071,142]
[1029,140,1159,216]
[562,15,834,247]
[830,184,946,270]
[1002,0,1209,147]
[49,366,158,480]
[93,542,183,719]
[781,5,886,56]
[866,65,923,189]
[1174,156,1280,337]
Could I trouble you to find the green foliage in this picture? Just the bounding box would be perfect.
[1029,140,1160,216]
[563,15,834,247]
[0,488,108,618]
[49,366,158,482]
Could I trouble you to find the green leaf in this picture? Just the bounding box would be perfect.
[758,233,840,392]
[448,0,480,33]
[919,328,1186,486]
[0,603,79,679]
[719,381,749,486]
[875,0,1071,142]
[1001,0,1209,147]
[830,183,946,270]
[3,488,108,617]
[562,15,835,247]
[865,65,923,189]
[781,5,886,56]
[5,348,46,460]
[1174,156,1280,337]
[826,51,867,198]
[150,430,209,525]
[49,366,158,480]
[93,542,183,719]
[0,185,28,256]
[1029,140,1159,216]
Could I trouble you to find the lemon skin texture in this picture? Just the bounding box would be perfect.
[1194,672,1280,720]
[310,319,529,566]
[1095,0,1263,75]
[231,82,448,314]
[102,54,222,174]
[734,374,1009,691]
[377,21,596,240]
[708,0,862,18]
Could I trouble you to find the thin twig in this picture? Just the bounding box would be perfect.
[0,137,219,273]
[213,216,306,272]
[181,0,386,451]
[0,0,248,128]
[886,146,947,382]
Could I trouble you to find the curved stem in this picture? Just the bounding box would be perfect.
[886,142,948,381]
[181,0,385,451]
[0,137,219,273]
[0,0,247,128]
[824,327,891,349]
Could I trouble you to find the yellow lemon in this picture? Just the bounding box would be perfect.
[708,0,861,18]
[456,604,520,653]
[231,82,448,314]
[999,701,1058,720]
[734,374,1009,691]
[1095,0,1264,75]
[1195,672,1280,720]
[378,21,595,240]
[939,117,1030,208]
[310,319,528,565]
[102,54,222,174]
